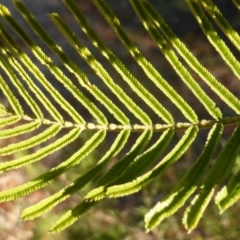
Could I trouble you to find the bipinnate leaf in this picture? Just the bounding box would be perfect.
[0,0,239,234]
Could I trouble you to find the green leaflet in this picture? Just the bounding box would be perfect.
[183,123,240,231]
[130,0,222,120]
[0,127,82,173]
[145,123,223,230]
[186,0,240,83]
[233,0,240,10]
[215,167,240,213]
[0,115,21,128]
[0,74,23,116]
[85,126,198,200]
[0,130,105,202]
[141,0,240,115]
[0,121,40,139]
[0,124,61,156]
[201,0,240,52]
[93,0,197,123]
[62,0,173,124]
[50,200,97,233]
[0,104,8,116]
[97,129,152,187]
[21,129,130,220]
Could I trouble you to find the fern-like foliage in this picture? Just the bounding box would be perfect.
[0,0,240,233]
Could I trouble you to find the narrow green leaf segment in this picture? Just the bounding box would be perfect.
[201,0,240,52]
[183,123,240,231]
[0,74,23,116]
[21,130,130,220]
[63,0,173,124]
[0,124,61,156]
[233,0,240,10]
[186,0,240,84]
[145,123,223,230]
[130,0,222,120]
[0,130,105,203]
[93,0,197,123]
[85,126,198,200]
[97,129,152,186]
[0,115,21,128]
[0,104,8,116]
[141,0,240,115]
[50,200,97,233]
[215,164,240,212]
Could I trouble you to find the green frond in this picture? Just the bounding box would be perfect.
[0,0,240,234]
